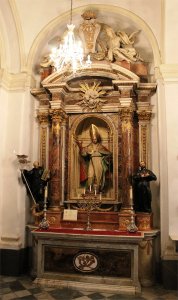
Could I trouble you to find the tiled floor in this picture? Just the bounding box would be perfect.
[0,275,178,300]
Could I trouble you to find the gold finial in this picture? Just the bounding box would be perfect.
[81,10,96,20]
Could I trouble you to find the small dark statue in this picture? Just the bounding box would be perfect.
[133,161,157,213]
[22,161,50,211]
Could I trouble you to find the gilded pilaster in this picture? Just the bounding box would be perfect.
[137,105,152,167]
[37,112,49,168]
[119,100,134,208]
[135,83,156,167]
[60,117,67,205]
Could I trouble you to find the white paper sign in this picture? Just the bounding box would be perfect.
[63,209,78,221]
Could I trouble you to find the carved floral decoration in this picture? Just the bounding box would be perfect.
[78,81,107,111]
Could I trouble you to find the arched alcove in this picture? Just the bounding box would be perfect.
[27,4,161,83]
[69,114,117,202]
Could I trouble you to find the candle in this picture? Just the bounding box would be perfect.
[89,185,92,192]
[94,189,97,196]
[130,186,133,200]
[99,192,102,201]
[84,188,86,195]
[44,186,48,199]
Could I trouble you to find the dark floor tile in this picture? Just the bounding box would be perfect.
[88,292,107,300]
[9,280,26,291]
[28,286,43,294]
[0,287,12,295]
[0,282,10,288]
[15,296,37,300]
[108,294,146,300]
[49,287,84,299]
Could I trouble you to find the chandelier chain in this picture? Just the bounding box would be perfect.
[70,0,73,24]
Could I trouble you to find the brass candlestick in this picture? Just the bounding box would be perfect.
[127,186,138,233]
[39,186,49,230]
[78,187,102,231]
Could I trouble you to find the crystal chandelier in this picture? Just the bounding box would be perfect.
[50,0,91,73]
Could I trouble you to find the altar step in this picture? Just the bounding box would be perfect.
[34,275,141,295]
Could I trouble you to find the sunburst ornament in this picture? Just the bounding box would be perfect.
[78,81,107,111]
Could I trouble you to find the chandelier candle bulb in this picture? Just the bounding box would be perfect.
[100,192,102,201]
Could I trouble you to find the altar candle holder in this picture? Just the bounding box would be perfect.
[127,186,138,233]
[77,187,102,231]
[39,186,49,230]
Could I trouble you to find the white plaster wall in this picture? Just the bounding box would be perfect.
[150,92,160,229]
[164,83,178,236]
[0,88,38,249]
[158,0,178,256]
[164,0,178,64]
[0,0,21,72]
[0,88,8,242]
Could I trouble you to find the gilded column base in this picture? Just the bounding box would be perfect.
[136,212,153,231]
[46,208,64,228]
[118,212,136,231]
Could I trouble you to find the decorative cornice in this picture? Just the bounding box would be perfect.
[31,88,50,102]
[159,64,178,82]
[0,69,36,91]
[41,62,140,86]
[136,83,157,95]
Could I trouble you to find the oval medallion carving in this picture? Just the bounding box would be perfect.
[73,252,99,273]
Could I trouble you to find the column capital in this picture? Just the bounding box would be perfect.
[37,111,49,124]
[49,108,67,122]
[137,110,152,122]
[119,107,134,122]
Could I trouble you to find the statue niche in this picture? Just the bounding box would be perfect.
[68,116,115,203]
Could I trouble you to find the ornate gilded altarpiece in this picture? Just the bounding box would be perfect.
[31,9,157,228]
[30,10,159,292]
